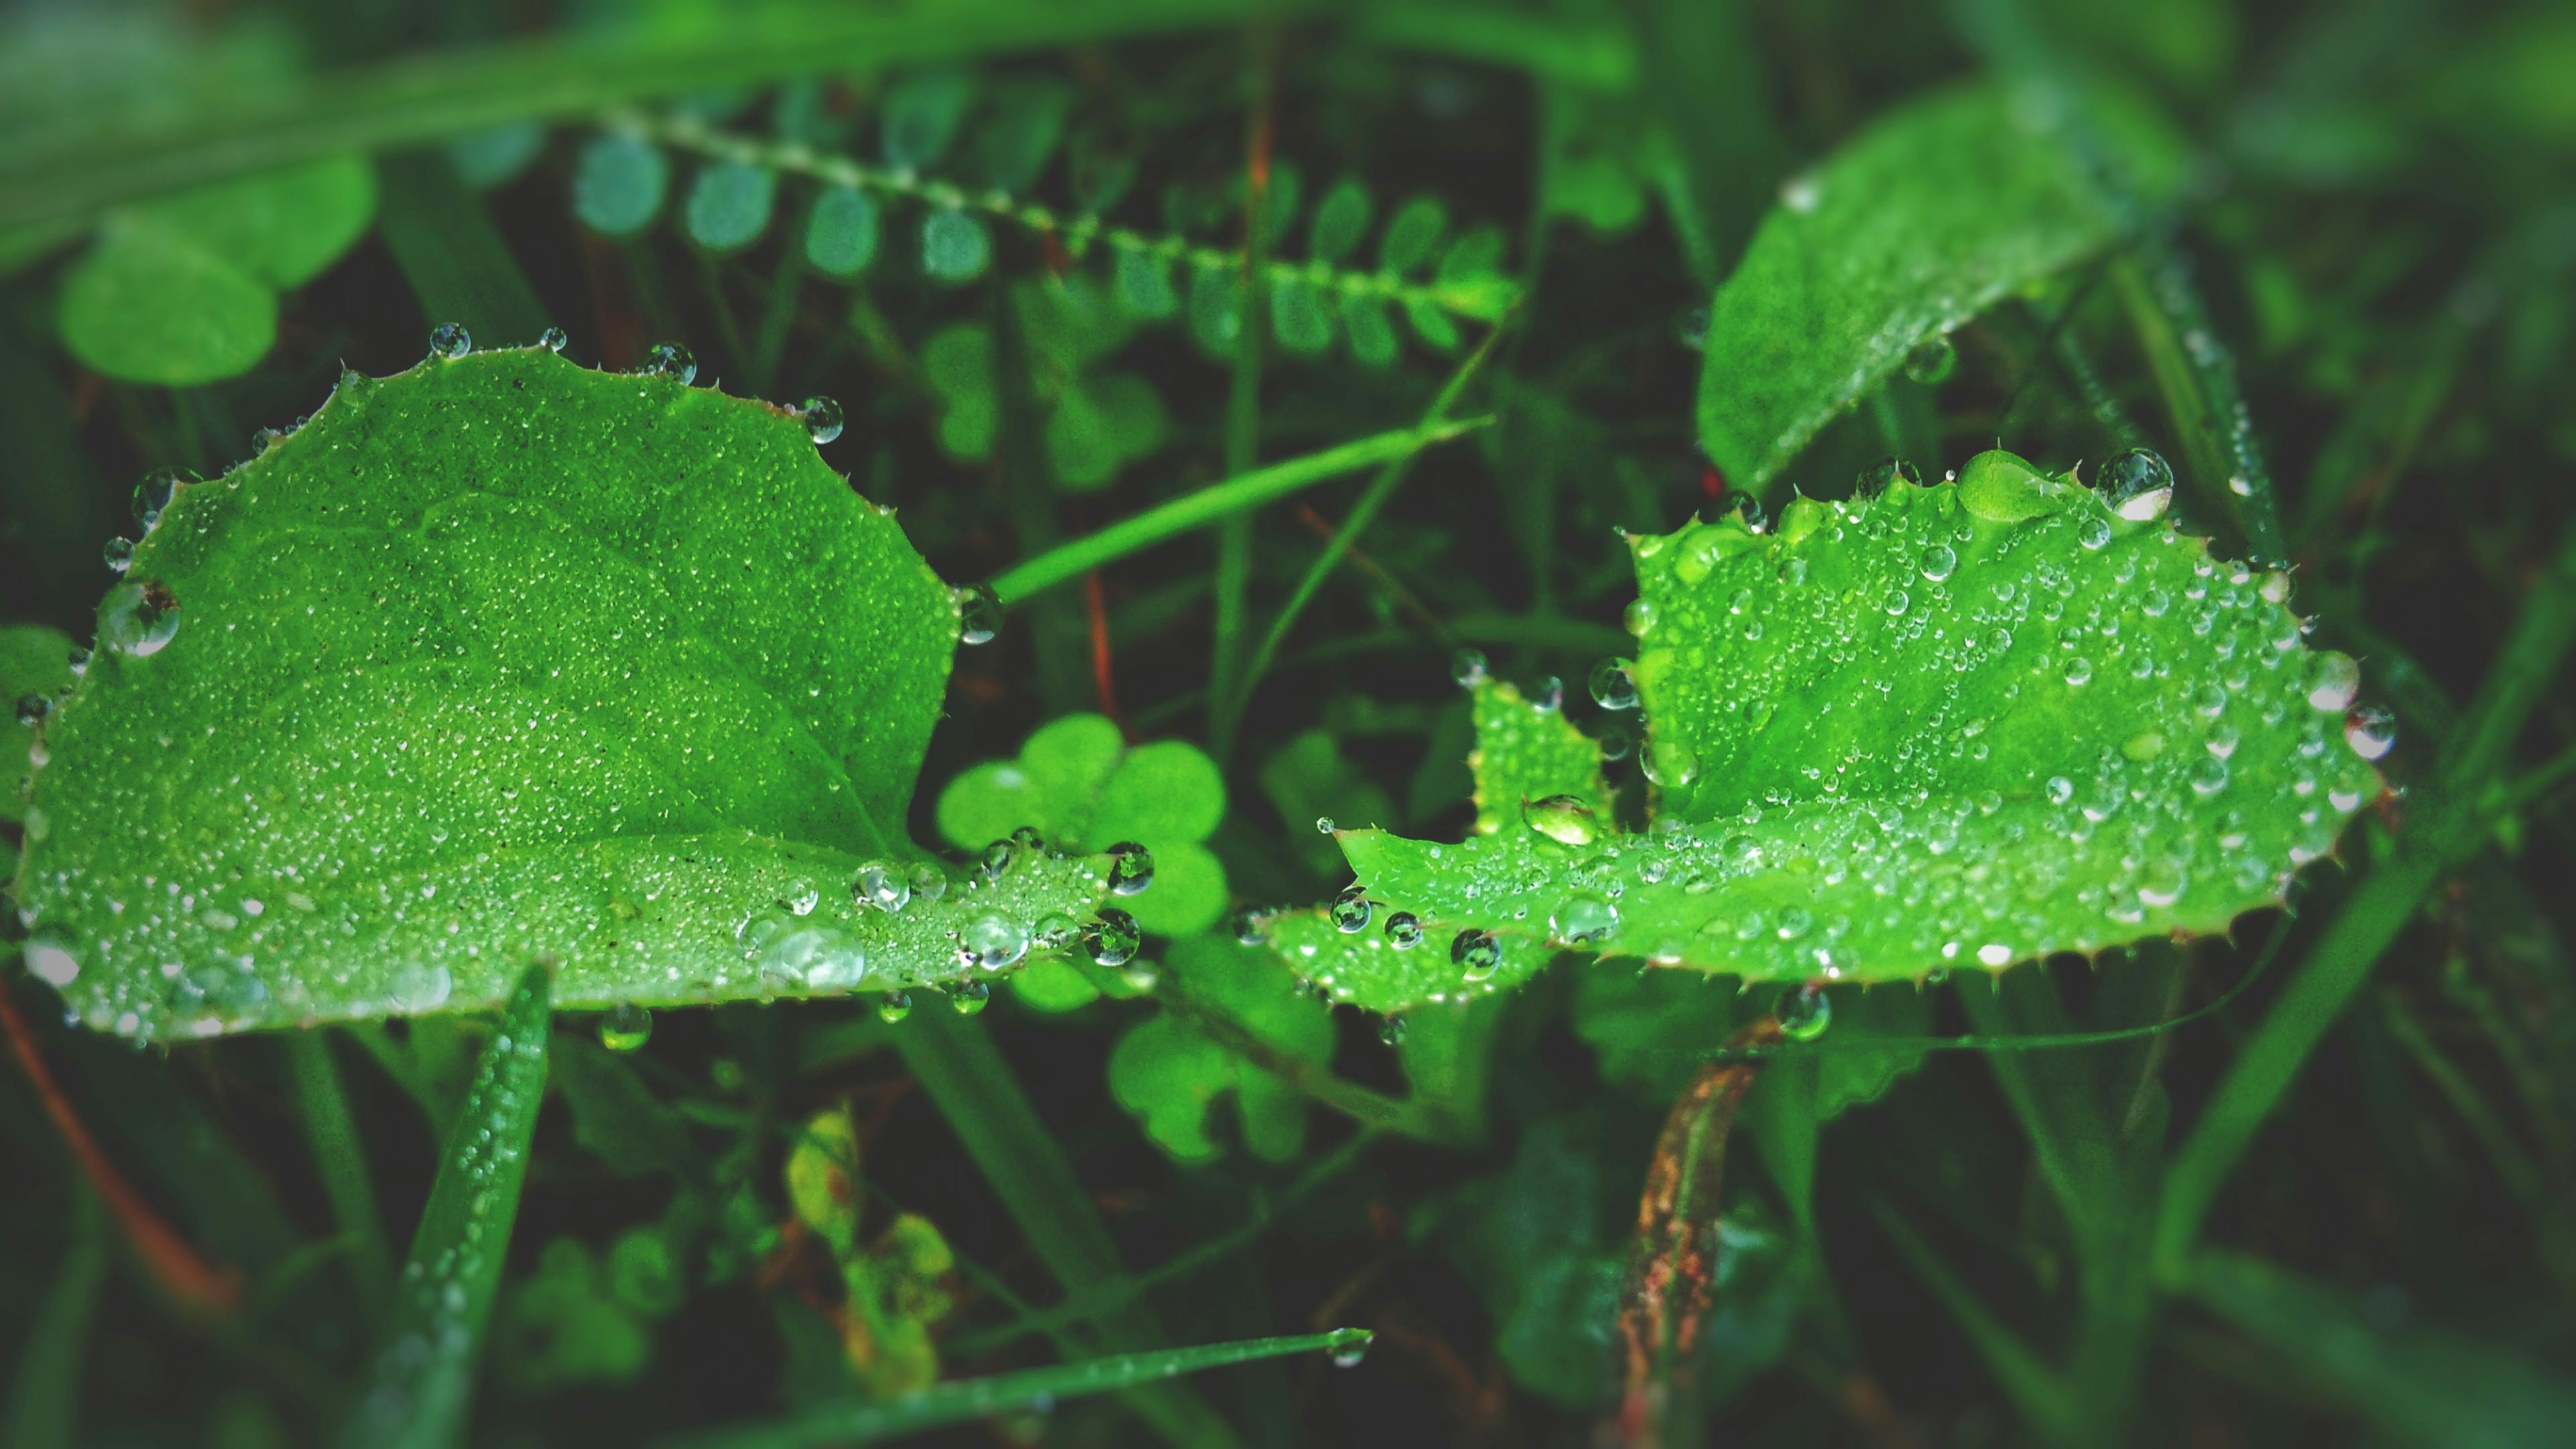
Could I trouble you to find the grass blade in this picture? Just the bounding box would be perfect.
[2112,248,2286,564]
[656,1330,1369,1449]
[284,1030,394,1324]
[337,963,553,1449]
[987,417,1491,604]
[1,1185,107,1449]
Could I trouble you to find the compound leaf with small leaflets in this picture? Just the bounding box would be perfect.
[11,347,1118,1040]
[1309,451,2381,1014]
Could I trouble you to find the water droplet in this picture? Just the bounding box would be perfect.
[965,912,1030,970]
[598,1003,652,1053]
[979,839,1016,879]
[1450,928,1501,978]
[99,580,180,657]
[956,584,1002,645]
[24,936,79,987]
[388,961,453,1014]
[2045,776,2075,806]
[1231,908,1271,947]
[1383,912,1424,949]
[539,326,570,353]
[1378,1015,1409,1046]
[908,863,949,903]
[1884,587,1911,616]
[1775,983,1831,1041]
[427,321,471,359]
[1106,841,1155,896]
[1084,907,1142,967]
[1645,739,1700,790]
[1919,543,1957,583]
[1330,885,1373,934]
[2343,706,2396,761]
[15,693,49,728]
[1314,816,1336,835]
[2307,652,2361,712]
[1774,906,1813,941]
[2190,756,2231,797]
[2076,517,2113,551]
[1522,794,1598,847]
[801,396,845,444]
[1598,726,1631,762]
[1528,676,1565,712]
[133,468,182,530]
[641,341,698,384]
[1327,1327,1373,1368]
[1450,649,1489,688]
[945,979,991,1015]
[876,989,914,1023]
[1977,943,2013,967]
[103,537,133,575]
[1903,334,1958,385]
[2098,448,2174,521]
[1779,172,1821,212]
[2063,657,2094,687]
[1589,659,1640,711]
[1856,455,1920,498]
[853,862,910,912]
[1550,893,1619,947]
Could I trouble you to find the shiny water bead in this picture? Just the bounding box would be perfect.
[2098,447,2175,521]
[539,325,570,353]
[945,979,990,1015]
[908,863,949,902]
[2343,706,2396,761]
[64,646,89,678]
[979,839,1016,879]
[1855,455,1920,498]
[641,341,698,384]
[428,321,472,359]
[956,584,1002,645]
[1383,912,1424,949]
[133,468,182,530]
[876,989,914,1023]
[1315,816,1336,835]
[1083,907,1142,967]
[99,580,180,657]
[1902,333,1957,384]
[598,1003,652,1053]
[1105,841,1155,896]
[1450,928,1501,977]
[1589,659,1641,710]
[1377,1015,1409,1046]
[102,537,133,575]
[1919,543,1957,583]
[2307,651,2361,712]
[1230,908,1271,947]
[1527,676,1565,712]
[801,395,845,444]
[965,912,1030,969]
[1011,825,1046,854]
[16,694,50,728]
[1775,983,1831,1041]
[1549,892,1619,947]
[1031,912,1081,950]
[1450,648,1489,687]
[853,862,909,912]
[1598,726,1632,762]
[1328,1326,1373,1367]
[1329,885,1373,933]
[1522,794,1599,847]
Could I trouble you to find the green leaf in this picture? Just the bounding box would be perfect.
[1340,292,1398,366]
[445,122,546,191]
[1377,195,1448,274]
[339,962,551,1449]
[804,183,879,276]
[3,625,74,824]
[684,160,776,252]
[1316,455,2378,1012]
[937,717,1227,936]
[13,348,1116,1038]
[1307,178,1373,263]
[572,133,668,237]
[56,155,374,386]
[1112,248,1179,319]
[1109,934,1331,1163]
[1466,677,1609,833]
[1697,83,2146,490]
[879,68,978,174]
[1270,274,1336,354]
[975,78,1073,194]
[920,207,991,283]
[1185,262,1242,354]
[922,323,998,460]
[492,1236,655,1393]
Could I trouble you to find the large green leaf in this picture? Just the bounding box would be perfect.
[11,347,1114,1039]
[1695,84,2142,490]
[1311,453,2379,1013]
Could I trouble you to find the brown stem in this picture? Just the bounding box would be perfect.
[1611,1017,1783,1448]
[0,977,241,1314]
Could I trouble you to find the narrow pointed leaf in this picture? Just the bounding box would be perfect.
[12,348,1114,1038]
[338,963,552,1449]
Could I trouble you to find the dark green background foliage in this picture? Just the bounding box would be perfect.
[5,1,2575,1446]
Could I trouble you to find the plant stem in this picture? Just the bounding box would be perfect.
[1208,32,1277,756]
[985,417,1490,604]
[284,1030,392,1324]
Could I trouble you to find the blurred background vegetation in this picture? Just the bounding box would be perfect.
[4,0,2575,1444]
